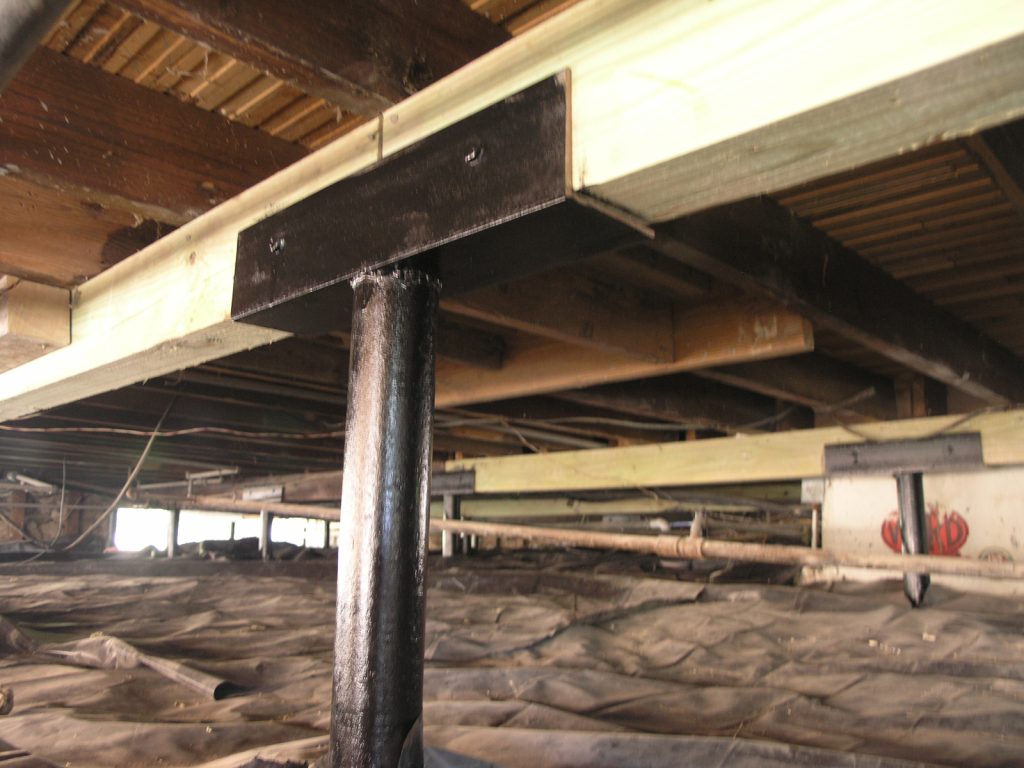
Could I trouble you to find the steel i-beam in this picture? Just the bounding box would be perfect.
[330,270,439,767]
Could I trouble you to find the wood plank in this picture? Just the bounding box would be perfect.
[0,277,70,373]
[332,317,507,371]
[443,267,673,362]
[434,300,813,407]
[116,0,510,115]
[0,47,306,225]
[655,198,1024,405]
[556,374,777,434]
[448,409,1024,493]
[697,354,897,422]
[3,0,1023,418]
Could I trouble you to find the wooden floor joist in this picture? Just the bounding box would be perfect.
[2,0,1024,419]
[434,300,813,408]
[656,198,1024,404]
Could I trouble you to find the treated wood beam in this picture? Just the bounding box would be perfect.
[655,198,1024,405]
[3,0,1023,419]
[443,267,673,362]
[115,0,510,115]
[556,374,777,434]
[434,299,813,408]
[0,47,306,225]
[448,409,1024,493]
[697,354,897,422]
[0,276,70,372]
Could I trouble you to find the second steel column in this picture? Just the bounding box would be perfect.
[330,269,439,768]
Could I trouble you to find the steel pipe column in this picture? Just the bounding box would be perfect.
[0,0,72,92]
[330,269,439,768]
[895,472,930,607]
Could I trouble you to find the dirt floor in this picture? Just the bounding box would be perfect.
[0,552,1020,767]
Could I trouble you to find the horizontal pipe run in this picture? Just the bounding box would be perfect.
[134,498,1024,580]
[432,519,1024,581]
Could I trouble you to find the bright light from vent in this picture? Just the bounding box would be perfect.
[114,508,330,552]
[113,508,169,551]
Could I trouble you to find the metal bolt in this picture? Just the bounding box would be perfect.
[464,146,484,166]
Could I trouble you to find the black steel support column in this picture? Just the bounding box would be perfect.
[895,472,930,607]
[330,269,439,768]
[166,507,180,559]
[0,0,73,92]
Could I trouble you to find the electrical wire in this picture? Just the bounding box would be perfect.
[0,424,344,439]
[16,400,177,563]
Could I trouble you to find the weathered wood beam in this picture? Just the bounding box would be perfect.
[435,299,813,408]
[697,354,897,422]
[556,374,777,434]
[444,396,677,445]
[114,0,510,115]
[0,175,166,286]
[448,409,1024,493]
[332,317,506,371]
[655,198,1024,405]
[443,267,673,362]
[589,246,712,301]
[207,337,348,390]
[0,276,69,372]
[437,318,506,371]
[3,0,1023,419]
[0,47,306,224]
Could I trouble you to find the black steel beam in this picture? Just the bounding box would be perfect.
[824,434,984,476]
[232,74,643,335]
